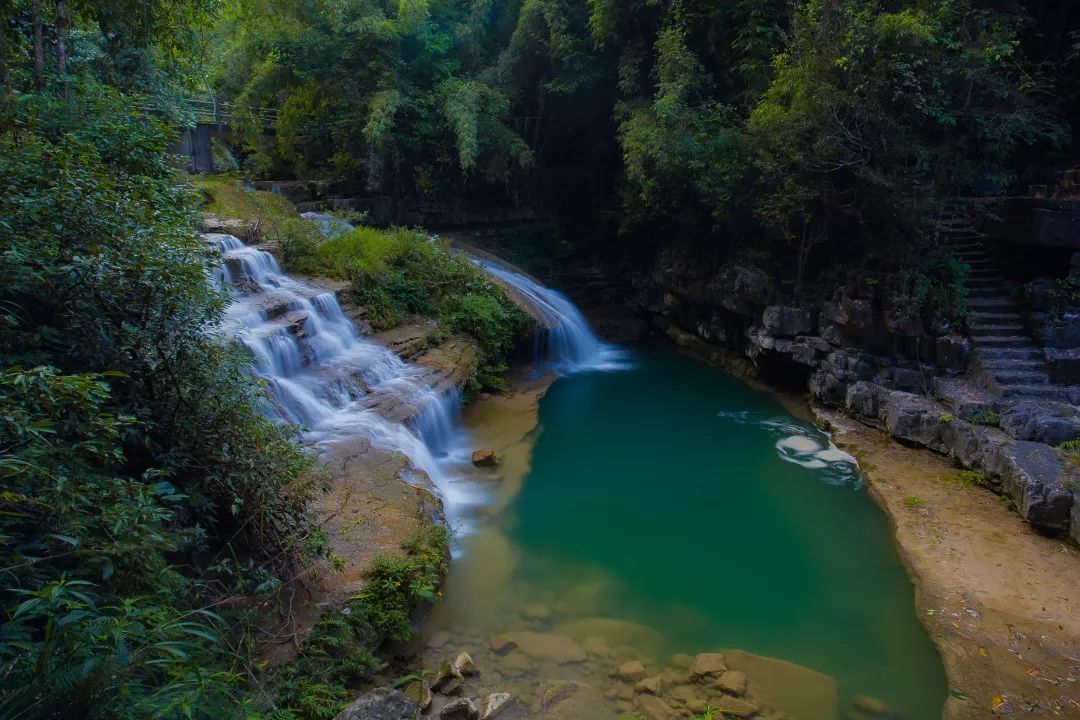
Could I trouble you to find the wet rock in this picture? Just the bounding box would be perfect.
[634,694,680,720]
[616,660,647,681]
[480,693,514,720]
[667,685,711,714]
[634,675,665,695]
[716,670,747,696]
[440,697,479,720]
[402,680,433,711]
[432,660,464,695]
[505,631,586,663]
[762,306,815,338]
[690,652,727,680]
[471,449,499,467]
[535,681,606,719]
[999,400,1080,446]
[489,634,517,655]
[496,651,530,678]
[986,440,1074,535]
[520,603,552,621]
[581,636,611,657]
[334,687,417,720]
[712,694,760,717]
[452,651,480,677]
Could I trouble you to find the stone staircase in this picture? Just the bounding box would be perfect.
[941,204,1070,401]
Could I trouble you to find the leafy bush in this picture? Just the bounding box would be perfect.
[0,88,321,717]
[276,526,449,720]
[287,226,529,389]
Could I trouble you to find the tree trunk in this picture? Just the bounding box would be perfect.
[56,0,69,96]
[32,0,44,90]
[1,21,7,86]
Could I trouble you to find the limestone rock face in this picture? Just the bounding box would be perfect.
[709,264,773,315]
[987,441,1074,534]
[762,306,816,338]
[999,400,1080,446]
[334,688,417,720]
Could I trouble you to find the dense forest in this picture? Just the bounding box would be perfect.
[2,0,1080,718]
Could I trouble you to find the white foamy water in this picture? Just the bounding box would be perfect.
[208,232,477,517]
[717,410,858,485]
[470,257,630,373]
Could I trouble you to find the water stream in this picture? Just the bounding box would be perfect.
[214,236,946,718]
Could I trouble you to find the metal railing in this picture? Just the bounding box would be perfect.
[136,96,278,128]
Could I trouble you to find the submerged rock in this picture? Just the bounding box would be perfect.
[489,634,517,655]
[334,687,417,720]
[505,631,586,664]
[432,659,464,695]
[711,694,760,717]
[634,675,665,695]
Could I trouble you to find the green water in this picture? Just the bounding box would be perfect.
[506,345,947,717]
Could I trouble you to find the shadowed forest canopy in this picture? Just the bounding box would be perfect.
[207,0,1075,296]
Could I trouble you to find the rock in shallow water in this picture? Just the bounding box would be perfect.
[440,697,479,720]
[690,652,727,680]
[471,449,499,467]
[334,687,416,720]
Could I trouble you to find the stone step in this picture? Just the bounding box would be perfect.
[969,324,1024,337]
[966,287,1007,299]
[967,297,1016,311]
[973,335,1038,347]
[958,253,991,264]
[1000,384,1070,400]
[978,347,1044,361]
[992,369,1051,385]
[982,359,1045,372]
[968,268,1000,278]
[970,311,1021,322]
[965,278,1003,289]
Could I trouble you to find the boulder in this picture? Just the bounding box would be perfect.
[440,697,479,720]
[480,693,514,720]
[402,681,433,712]
[712,695,761,717]
[1000,401,1080,446]
[716,670,747,696]
[334,688,417,720]
[634,694,680,720]
[762,306,816,338]
[535,681,606,719]
[489,634,517,655]
[1045,347,1080,385]
[617,660,648,681]
[432,660,464,695]
[986,441,1074,534]
[633,675,665,695]
[451,651,480,677]
[690,653,727,680]
[471,449,499,467]
[845,381,883,419]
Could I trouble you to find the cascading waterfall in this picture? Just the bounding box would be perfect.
[209,232,460,504]
[470,258,627,372]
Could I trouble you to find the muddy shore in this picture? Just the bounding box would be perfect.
[816,409,1080,719]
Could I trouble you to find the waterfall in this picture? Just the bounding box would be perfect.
[470,257,627,372]
[208,232,461,505]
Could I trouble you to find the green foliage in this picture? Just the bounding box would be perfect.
[286,226,529,389]
[276,526,448,720]
[968,411,1000,428]
[0,88,321,717]
[955,470,991,488]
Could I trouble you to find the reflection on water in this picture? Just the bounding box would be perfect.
[417,345,946,720]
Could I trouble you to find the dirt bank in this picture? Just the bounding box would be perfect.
[816,409,1080,720]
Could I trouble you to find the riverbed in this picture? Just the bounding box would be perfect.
[420,343,948,719]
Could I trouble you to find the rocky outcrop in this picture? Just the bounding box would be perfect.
[825,379,1079,538]
[334,688,417,720]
